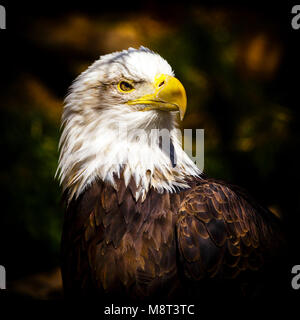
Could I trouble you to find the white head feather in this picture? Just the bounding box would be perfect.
[56,47,200,202]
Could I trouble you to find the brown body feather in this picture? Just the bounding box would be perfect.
[61,175,283,301]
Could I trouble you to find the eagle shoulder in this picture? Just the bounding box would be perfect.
[176,178,282,280]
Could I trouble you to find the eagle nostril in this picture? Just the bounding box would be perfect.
[158,80,165,87]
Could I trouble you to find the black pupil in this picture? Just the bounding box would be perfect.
[121,81,132,91]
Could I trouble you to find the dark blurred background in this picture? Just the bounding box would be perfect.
[0,1,299,302]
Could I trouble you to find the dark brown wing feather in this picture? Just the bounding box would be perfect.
[176,178,282,281]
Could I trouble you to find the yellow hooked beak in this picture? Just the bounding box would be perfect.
[127,74,187,120]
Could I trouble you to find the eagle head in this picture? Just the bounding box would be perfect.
[57,47,200,202]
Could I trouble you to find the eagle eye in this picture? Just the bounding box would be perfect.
[118,81,134,93]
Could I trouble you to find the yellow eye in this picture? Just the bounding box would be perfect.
[118,81,134,92]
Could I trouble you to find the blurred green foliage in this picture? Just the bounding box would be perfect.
[0,107,63,277]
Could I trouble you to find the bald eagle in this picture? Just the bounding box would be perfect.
[57,47,283,302]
